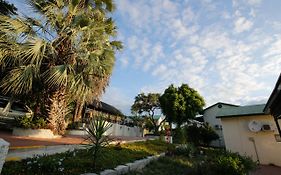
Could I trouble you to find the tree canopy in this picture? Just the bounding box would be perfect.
[0,0,17,16]
[160,84,205,127]
[131,93,163,133]
[0,0,122,134]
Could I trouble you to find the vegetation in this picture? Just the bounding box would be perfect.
[0,0,122,134]
[127,145,257,175]
[159,84,205,143]
[185,123,219,146]
[2,139,170,175]
[85,116,112,170]
[131,93,164,134]
[0,0,17,16]
[160,84,205,127]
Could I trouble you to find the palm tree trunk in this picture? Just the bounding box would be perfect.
[48,89,67,135]
[73,101,84,123]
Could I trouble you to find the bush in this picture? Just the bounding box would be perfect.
[15,115,47,129]
[173,127,186,144]
[173,144,197,157]
[185,123,219,146]
[193,150,257,175]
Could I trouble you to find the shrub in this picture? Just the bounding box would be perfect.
[193,150,257,175]
[185,123,219,146]
[173,127,186,144]
[15,115,47,129]
[173,144,197,157]
[85,115,112,170]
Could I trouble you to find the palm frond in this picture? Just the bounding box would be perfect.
[0,65,36,95]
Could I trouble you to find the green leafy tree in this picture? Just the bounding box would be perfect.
[131,93,164,134]
[0,0,122,134]
[0,0,17,16]
[160,84,205,127]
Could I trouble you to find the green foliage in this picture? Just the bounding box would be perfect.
[173,144,197,157]
[160,84,205,127]
[185,123,219,146]
[2,140,170,175]
[0,0,122,134]
[15,115,47,129]
[0,0,17,16]
[131,93,162,134]
[194,149,257,175]
[173,127,186,144]
[85,115,112,169]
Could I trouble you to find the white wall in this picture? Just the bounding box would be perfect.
[104,122,142,137]
[203,104,238,147]
[221,115,281,166]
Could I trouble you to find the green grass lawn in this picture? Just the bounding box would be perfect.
[2,139,170,175]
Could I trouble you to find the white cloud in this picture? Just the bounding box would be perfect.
[234,17,253,33]
[102,87,133,115]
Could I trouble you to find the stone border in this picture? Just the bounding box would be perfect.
[81,153,166,175]
[12,128,61,139]
[0,139,9,174]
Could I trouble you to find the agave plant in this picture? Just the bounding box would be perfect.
[0,0,122,134]
[85,115,112,169]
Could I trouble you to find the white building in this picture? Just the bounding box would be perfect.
[203,102,239,147]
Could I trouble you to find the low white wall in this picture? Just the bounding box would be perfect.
[68,122,142,137]
[0,139,9,174]
[105,123,142,137]
[12,128,60,139]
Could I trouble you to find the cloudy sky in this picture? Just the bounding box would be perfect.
[10,0,281,115]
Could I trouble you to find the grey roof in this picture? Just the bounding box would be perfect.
[216,104,266,118]
[203,102,239,111]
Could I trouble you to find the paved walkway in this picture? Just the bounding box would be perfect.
[0,131,147,148]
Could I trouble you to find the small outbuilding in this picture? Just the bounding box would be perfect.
[217,104,281,166]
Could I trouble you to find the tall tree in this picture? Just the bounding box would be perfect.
[131,93,164,134]
[0,0,122,134]
[0,0,17,16]
[160,84,205,128]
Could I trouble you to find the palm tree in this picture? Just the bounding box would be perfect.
[0,0,122,134]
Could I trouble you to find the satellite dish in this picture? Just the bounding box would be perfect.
[248,120,262,132]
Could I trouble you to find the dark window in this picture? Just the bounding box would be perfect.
[11,102,29,112]
[218,104,222,108]
[0,99,8,108]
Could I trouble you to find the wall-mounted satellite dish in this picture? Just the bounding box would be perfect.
[248,120,262,132]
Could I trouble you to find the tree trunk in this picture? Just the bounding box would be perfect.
[73,101,84,123]
[48,89,67,135]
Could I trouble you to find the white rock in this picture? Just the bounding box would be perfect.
[0,139,9,174]
[114,165,129,175]
[99,169,117,175]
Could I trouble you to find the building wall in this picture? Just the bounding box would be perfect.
[203,104,238,147]
[104,122,142,137]
[221,115,281,166]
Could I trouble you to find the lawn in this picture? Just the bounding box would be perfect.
[2,139,170,175]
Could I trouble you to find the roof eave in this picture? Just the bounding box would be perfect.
[216,113,266,119]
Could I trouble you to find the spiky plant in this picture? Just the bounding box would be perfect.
[85,115,112,169]
[0,0,122,134]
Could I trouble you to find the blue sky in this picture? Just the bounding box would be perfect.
[10,0,281,115]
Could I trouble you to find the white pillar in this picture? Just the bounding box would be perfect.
[0,139,9,173]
